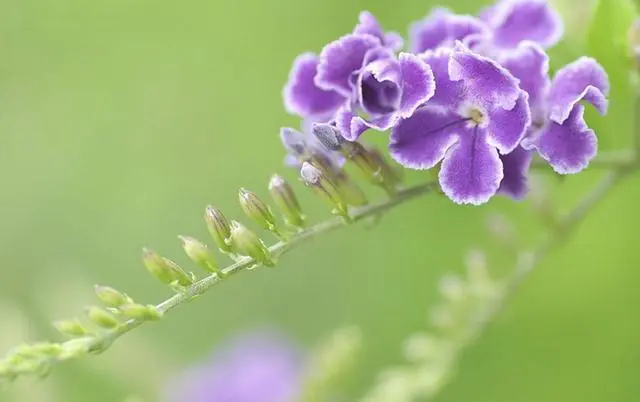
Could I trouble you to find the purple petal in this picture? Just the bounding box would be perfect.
[397,52,436,118]
[439,128,503,205]
[547,57,610,124]
[316,34,382,97]
[410,8,488,53]
[335,105,397,141]
[419,48,465,109]
[389,106,461,169]
[353,11,404,50]
[283,53,346,119]
[498,145,533,200]
[486,0,564,49]
[523,104,596,174]
[486,91,531,154]
[357,58,402,115]
[449,43,521,110]
[500,42,550,117]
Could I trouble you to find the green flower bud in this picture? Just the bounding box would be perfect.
[268,174,305,228]
[161,257,194,286]
[238,188,278,231]
[142,248,193,286]
[300,162,348,218]
[334,173,368,207]
[204,206,233,252]
[85,307,119,329]
[94,285,127,308]
[179,235,218,273]
[54,319,87,337]
[119,304,163,321]
[142,248,175,285]
[229,220,275,267]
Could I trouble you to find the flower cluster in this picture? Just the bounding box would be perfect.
[282,0,610,205]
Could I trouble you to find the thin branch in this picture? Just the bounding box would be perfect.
[0,181,440,381]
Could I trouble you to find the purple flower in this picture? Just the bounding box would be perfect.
[353,11,404,51]
[283,53,347,120]
[335,52,435,141]
[479,0,564,50]
[498,146,533,199]
[389,44,530,205]
[164,331,305,402]
[502,42,610,174]
[409,8,488,53]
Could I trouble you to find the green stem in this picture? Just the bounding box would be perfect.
[1,181,439,379]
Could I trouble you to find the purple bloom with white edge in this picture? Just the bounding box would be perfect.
[498,146,533,199]
[335,52,435,141]
[480,0,563,50]
[353,10,404,51]
[502,42,610,174]
[283,53,347,120]
[163,331,305,402]
[409,8,488,53]
[389,44,531,205]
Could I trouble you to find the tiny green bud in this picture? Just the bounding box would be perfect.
[300,162,348,217]
[229,220,275,266]
[119,304,163,321]
[268,174,305,228]
[205,206,233,252]
[162,257,194,286]
[85,306,119,329]
[238,188,278,231]
[94,285,127,307]
[334,173,368,207]
[54,319,87,337]
[179,235,218,273]
[142,248,175,285]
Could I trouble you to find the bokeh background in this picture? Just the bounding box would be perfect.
[0,0,639,401]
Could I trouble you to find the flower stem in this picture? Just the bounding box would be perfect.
[0,181,440,381]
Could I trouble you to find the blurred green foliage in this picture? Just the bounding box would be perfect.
[0,0,638,401]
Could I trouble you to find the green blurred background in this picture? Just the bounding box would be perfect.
[0,0,638,401]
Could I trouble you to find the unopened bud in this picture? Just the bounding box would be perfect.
[205,206,233,252]
[179,236,218,273]
[119,304,163,321]
[54,319,87,337]
[268,175,305,228]
[312,123,343,151]
[142,248,176,284]
[142,248,193,286]
[334,173,368,207]
[85,307,119,329]
[229,220,274,266]
[94,285,127,308]
[238,188,279,232]
[342,142,398,195]
[300,162,348,217]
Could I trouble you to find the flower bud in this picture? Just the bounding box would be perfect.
[54,319,87,337]
[229,220,275,266]
[142,248,193,286]
[238,188,278,232]
[119,304,163,321]
[204,206,233,252]
[142,248,176,284]
[312,123,343,151]
[179,235,218,273]
[334,173,368,207]
[94,285,127,308]
[268,174,305,228]
[85,307,119,329]
[300,162,348,217]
